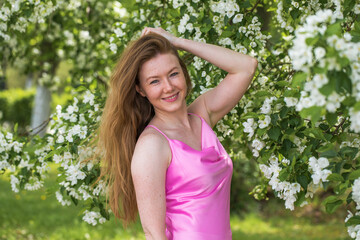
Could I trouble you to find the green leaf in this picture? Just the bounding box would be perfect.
[334,71,352,94]
[284,89,299,97]
[326,112,338,126]
[313,66,326,74]
[349,169,360,180]
[234,128,242,139]
[353,102,360,111]
[221,30,234,38]
[317,143,334,152]
[275,81,288,87]
[268,127,281,141]
[345,216,360,227]
[71,196,78,206]
[271,113,279,125]
[325,200,343,213]
[281,139,292,153]
[240,0,251,8]
[327,173,344,182]
[100,204,110,220]
[291,72,307,89]
[320,150,337,158]
[323,196,343,213]
[346,192,353,204]
[294,191,306,207]
[279,168,290,181]
[337,56,350,68]
[340,147,359,159]
[290,9,300,20]
[200,24,212,33]
[302,127,327,141]
[14,123,18,134]
[257,127,267,137]
[255,90,273,97]
[180,5,186,16]
[56,174,66,183]
[300,106,324,124]
[335,181,350,195]
[325,22,342,36]
[241,112,258,119]
[319,74,336,96]
[289,117,301,127]
[297,175,309,190]
[352,21,360,42]
[305,36,319,46]
[343,0,356,15]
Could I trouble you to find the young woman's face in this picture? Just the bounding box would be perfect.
[137,53,187,113]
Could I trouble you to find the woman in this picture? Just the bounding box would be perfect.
[98,27,257,239]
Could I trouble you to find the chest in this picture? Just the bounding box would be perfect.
[166,128,202,151]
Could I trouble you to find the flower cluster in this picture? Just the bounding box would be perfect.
[289,8,360,133]
[82,210,107,226]
[346,178,360,240]
[47,90,108,225]
[251,139,265,158]
[0,0,64,41]
[242,118,257,139]
[308,156,332,185]
[346,210,360,240]
[260,155,301,210]
[0,132,23,171]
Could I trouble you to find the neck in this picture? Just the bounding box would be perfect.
[152,104,191,130]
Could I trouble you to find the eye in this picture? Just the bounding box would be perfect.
[150,79,159,84]
[170,72,179,77]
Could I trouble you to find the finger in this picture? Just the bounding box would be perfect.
[142,27,151,36]
[141,27,147,37]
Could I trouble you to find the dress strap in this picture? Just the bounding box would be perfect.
[188,112,203,122]
[145,125,170,141]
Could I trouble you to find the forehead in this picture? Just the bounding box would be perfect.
[139,53,180,81]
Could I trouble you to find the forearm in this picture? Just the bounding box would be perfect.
[175,37,257,75]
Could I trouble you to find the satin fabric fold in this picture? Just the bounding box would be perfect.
[146,112,233,240]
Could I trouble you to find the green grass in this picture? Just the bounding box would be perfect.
[230,212,349,240]
[0,167,351,240]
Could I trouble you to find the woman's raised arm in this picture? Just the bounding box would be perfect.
[141,27,258,127]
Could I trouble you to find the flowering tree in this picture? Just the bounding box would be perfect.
[1,0,360,238]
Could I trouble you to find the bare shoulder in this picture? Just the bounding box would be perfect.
[131,127,171,174]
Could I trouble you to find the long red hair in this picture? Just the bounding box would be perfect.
[97,33,192,227]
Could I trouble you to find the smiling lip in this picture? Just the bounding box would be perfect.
[162,92,179,102]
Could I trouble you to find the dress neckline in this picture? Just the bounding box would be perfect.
[147,112,204,152]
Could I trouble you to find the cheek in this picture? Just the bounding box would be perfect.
[146,87,163,99]
[180,75,188,88]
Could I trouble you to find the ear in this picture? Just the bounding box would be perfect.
[136,85,146,97]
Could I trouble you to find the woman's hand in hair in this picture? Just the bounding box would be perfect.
[141,27,180,48]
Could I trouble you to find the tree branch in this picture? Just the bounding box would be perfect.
[332,117,347,135]
[245,0,262,14]
[19,118,52,137]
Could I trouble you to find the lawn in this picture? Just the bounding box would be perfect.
[0,167,350,240]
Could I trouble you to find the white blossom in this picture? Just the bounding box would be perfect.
[284,97,298,107]
[233,13,243,23]
[308,156,332,184]
[259,115,271,129]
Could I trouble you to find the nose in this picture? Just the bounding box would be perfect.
[163,78,174,92]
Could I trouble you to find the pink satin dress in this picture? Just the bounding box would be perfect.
[146,112,233,240]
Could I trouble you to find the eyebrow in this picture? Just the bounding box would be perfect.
[146,66,179,82]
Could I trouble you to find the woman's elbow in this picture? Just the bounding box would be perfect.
[144,229,167,240]
[249,57,258,76]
